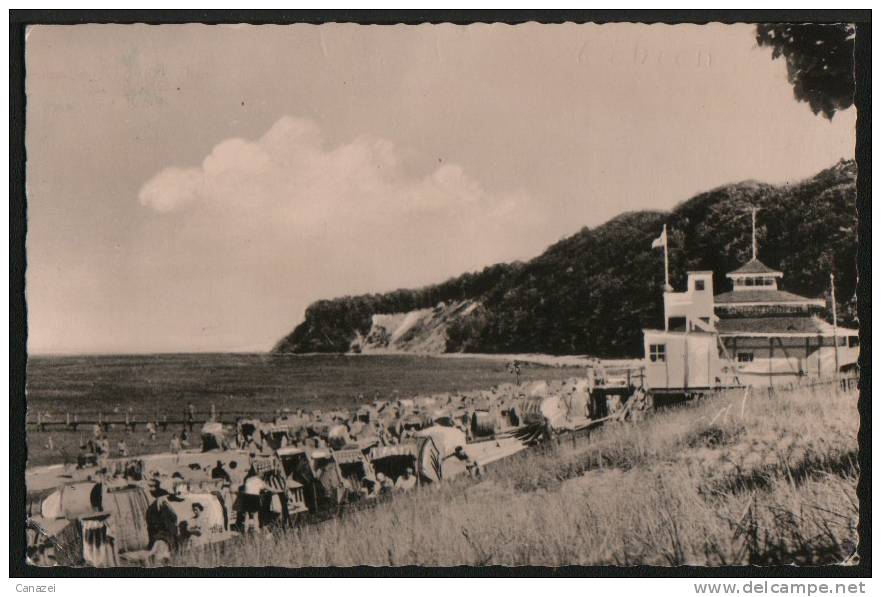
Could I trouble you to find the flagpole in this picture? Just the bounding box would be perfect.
[663,224,669,332]
[652,224,670,331]
[751,208,757,260]
[663,224,669,290]
[831,273,839,376]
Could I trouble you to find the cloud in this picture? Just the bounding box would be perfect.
[139,116,513,220]
[134,116,552,349]
[138,115,546,254]
[138,167,206,212]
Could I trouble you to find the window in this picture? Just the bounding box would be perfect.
[848,336,860,348]
[667,317,686,331]
[737,352,754,363]
[745,277,755,286]
[838,337,847,347]
[649,344,666,363]
[694,280,705,291]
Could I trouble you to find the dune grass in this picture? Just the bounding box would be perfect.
[175,383,859,567]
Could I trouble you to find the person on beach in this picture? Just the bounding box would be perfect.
[94,437,109,464]
[186,403,196,432]
[149,474,170,499]
[240,466,266,531]
[211,460,231,484]
[76,443,88,468]
[376,472,395,495]
[170,433,182,459]
[179,502,205,546]
[453,446,481,478]
[394,467,417,492]
[359,477,379,499]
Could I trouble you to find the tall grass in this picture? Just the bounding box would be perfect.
[176,383,859,567]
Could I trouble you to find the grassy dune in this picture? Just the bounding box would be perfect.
[176,383,859,567]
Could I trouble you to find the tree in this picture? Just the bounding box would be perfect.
[756,23,855,119]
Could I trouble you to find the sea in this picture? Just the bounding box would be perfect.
[23,353,591,467]
[25,352,590,417]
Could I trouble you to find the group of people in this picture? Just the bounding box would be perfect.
[75,424,130,467]
[65,402,204,465]
[144,456,279,536]
[169,430,194,454]
[73,374,591,482]
[232,392,489,458]
[356,467,418,498]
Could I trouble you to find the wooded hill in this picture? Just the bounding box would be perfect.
[274,160,858,357]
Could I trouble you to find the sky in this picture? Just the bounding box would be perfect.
[24,23,856,354]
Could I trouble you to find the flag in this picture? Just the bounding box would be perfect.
[651,225,667,249]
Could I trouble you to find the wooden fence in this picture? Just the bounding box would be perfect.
[24,407,291,432]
